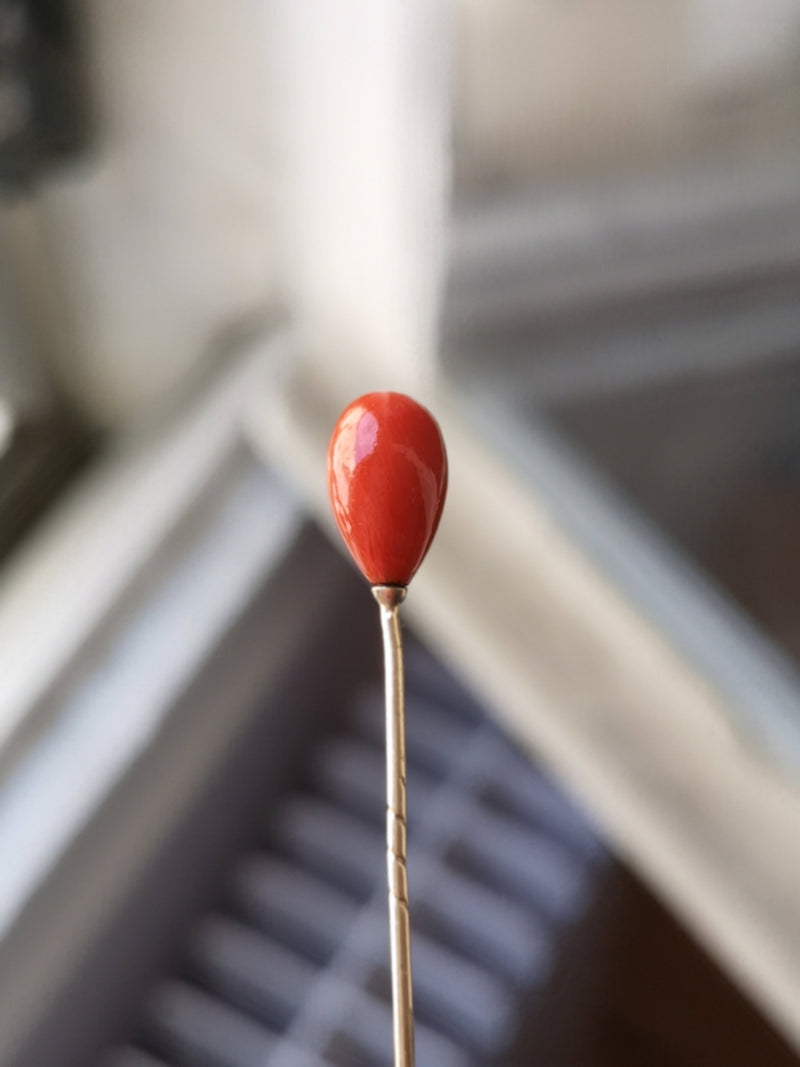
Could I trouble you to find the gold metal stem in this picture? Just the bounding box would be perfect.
[372,584,414,1067]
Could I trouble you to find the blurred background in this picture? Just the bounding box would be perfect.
[3,2,800,1065]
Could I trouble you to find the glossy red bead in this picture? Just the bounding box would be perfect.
[327,392,448,587]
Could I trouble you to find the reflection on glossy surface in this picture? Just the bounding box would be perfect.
[327,392,448,586]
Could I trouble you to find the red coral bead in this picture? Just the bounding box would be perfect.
[327,392,448,587]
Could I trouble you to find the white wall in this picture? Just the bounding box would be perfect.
[37,1,278,425]
[16,0,800,424]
